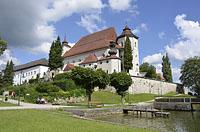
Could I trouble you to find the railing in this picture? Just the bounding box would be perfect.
[155,97,200,103]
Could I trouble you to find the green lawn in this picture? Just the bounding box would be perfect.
[0,110,159,132]
[82,91,156,104]
[0,101,16,107]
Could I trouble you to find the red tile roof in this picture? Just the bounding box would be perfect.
[80,54,98,65]
[63,64,75,71]
[64,27,117,58]
[98,55,121,61]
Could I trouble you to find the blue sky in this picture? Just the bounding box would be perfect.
[0,0,200,82]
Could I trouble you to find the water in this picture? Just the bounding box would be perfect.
[94,108,200,132]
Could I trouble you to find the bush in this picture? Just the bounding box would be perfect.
[35,82,59,93]
[54,72,71,81]
[53,79,77,91]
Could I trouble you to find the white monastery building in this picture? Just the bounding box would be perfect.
[62,26,140,76]
[13,58,49,85]
[12,26,179,94]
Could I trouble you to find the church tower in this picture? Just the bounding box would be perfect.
[117,25,140,76]
[62,35,71,56]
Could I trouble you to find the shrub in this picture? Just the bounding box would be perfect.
[53,79,77,91]
[54,72,71,81]
[35,82,59,93]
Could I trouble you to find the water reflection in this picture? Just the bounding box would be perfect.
[94,108,200,132]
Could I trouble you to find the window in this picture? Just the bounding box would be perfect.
[121,42,123,47]
[79,59,81,62]
[100,62,103,64]
[34,71,36,74]
[89,64,91,66]
[106,60,109,63]
[73,60,75,63]
[83,65,85,67]
[102,54,105,57]
[136,63,139,66]
[114,69,116,72]
[135,42,137,47]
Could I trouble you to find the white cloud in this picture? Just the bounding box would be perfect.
[142,14,200,82]
[108,0,138,15]
[0,0,106,54]
[133,23,148,34]
[108,0,131,11]
[143,53,163,64]
[158,32,166,39]
[0,49,20,70]
[76,13,106,33]
[43,0,105,22]
[172,67,181,83]
[166,14,200,61]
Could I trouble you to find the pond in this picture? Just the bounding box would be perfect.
[94,106,200,132]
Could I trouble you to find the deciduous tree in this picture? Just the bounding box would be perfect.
[140,62,157,79]
[71,67,110,107]
[180,56,200,95]
[0,36,7,56]
[110,72,132,105]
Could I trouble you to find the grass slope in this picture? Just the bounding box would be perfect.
[90,91,156,104]
[0,101,16,107]
[0,110,158,132]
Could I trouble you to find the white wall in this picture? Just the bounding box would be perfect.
[63,48,109,68]
[117,36,140,76]
[129,76,177,95]
[13,65,49,85]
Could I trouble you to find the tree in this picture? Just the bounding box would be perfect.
[71,67,110,107]
[0,72,3,92]
[180,56,200,95]
[110,72,132,105]
[124,37,133,72]
[3,60,14,87]
[140,62,157,79]
[0,36,7,56]
[48,36,63,70]
[162,54,173,82]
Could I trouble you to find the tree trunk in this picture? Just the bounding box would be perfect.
[88,93,92,108]
[121,95,125,106]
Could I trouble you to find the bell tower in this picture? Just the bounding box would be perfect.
[117,25,140,76]
[62,34,71,56]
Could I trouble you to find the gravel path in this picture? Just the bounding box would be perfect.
[0,98,74,111]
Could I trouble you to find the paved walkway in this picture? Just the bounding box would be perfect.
[0,98,75,111]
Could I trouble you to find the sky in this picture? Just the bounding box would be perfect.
[0,0,200,82]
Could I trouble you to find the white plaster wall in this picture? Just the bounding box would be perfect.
[110,59,121,73]
[97,60,111,74]
[117,36,139,76]
[63,48,109,69]
[13,65,49,85]
[129,77,177,95]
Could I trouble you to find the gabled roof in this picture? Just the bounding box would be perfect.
[80,54,98,65]
[63,64,75,71]
[117,25,139,39]
[98,55,121,61]
[63,27,117,58]
[14,58,48,72]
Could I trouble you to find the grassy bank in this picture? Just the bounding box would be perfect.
[0,101,16,107]
[86,91,156,104]
[0,110,159,132]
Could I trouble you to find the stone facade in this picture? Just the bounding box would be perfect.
[129,76,177,95]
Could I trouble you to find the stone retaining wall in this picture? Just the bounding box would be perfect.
[154,102,192,111]
[129,76,177,95]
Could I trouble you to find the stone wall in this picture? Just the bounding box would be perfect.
[154,102,192,111]
[128,76,177,95]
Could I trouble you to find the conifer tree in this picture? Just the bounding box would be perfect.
[48,36,63,70]
[124,37,133,72]
[162,53,173,82]
[3,60,14,86]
